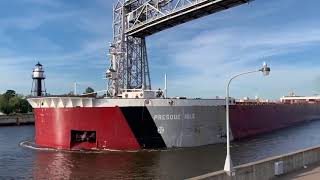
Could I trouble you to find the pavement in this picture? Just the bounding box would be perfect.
[274,162,320,180]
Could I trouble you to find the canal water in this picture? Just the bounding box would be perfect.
[1,120,320,179]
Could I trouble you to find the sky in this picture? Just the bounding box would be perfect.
[0,0,320,100]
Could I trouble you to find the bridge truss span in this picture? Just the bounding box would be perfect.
[107,0,254,97]
[124,0,253,37]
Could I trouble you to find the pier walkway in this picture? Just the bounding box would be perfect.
[187,146,320,180]
[275,162,320,180]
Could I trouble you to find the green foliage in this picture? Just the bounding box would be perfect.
[85,87,95,94]
[0,90,32,115]
[0,95,14,115]
[3,90,16,100]
[17,98,32,113]
[9,96,20,112]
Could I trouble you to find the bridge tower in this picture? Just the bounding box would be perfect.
[106,1,151,97]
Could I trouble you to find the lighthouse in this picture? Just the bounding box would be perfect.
[31,62,46,97]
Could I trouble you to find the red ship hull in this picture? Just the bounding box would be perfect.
[34,107,141,150]
[230,103,320,139]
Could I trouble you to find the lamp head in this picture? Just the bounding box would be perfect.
[260,62,270,76]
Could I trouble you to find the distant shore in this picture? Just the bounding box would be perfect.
[0,114,34,126]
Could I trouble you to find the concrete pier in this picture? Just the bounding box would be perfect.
[0,114,34,126]
[187,146,320,180]
[275,161,320,180]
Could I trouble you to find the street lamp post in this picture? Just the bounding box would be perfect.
[224,62,271,176]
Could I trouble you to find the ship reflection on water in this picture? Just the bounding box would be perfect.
[1,120,320,179]
[33,152,72,179]
[31,145,226,179]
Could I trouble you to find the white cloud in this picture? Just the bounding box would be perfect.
[150,21,320,99]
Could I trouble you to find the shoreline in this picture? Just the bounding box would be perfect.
[0,114,34,126]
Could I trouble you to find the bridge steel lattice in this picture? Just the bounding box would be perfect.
[107,0,253,97]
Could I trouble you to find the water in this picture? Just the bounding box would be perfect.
[1,120,320,179]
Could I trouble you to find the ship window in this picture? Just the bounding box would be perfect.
[71,130,96,143]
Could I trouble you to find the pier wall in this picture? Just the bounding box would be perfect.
[0,114,34,126]
[188,146,320,180]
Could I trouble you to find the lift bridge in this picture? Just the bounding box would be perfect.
[107,0,253,97]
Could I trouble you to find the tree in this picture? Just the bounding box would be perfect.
[17,98,31,113]
[0,95,14,115]
[84,87,95,94]
[3,90,16,100]
[9,96,20,112]
[8,96,30,113]
[0,91,32,115]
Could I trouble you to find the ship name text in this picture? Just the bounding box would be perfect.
[154,113,196,120]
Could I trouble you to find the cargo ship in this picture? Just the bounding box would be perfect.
[27,0,320,151]
[27,93,320,150]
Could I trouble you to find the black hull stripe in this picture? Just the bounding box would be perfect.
[120,107,166,149]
